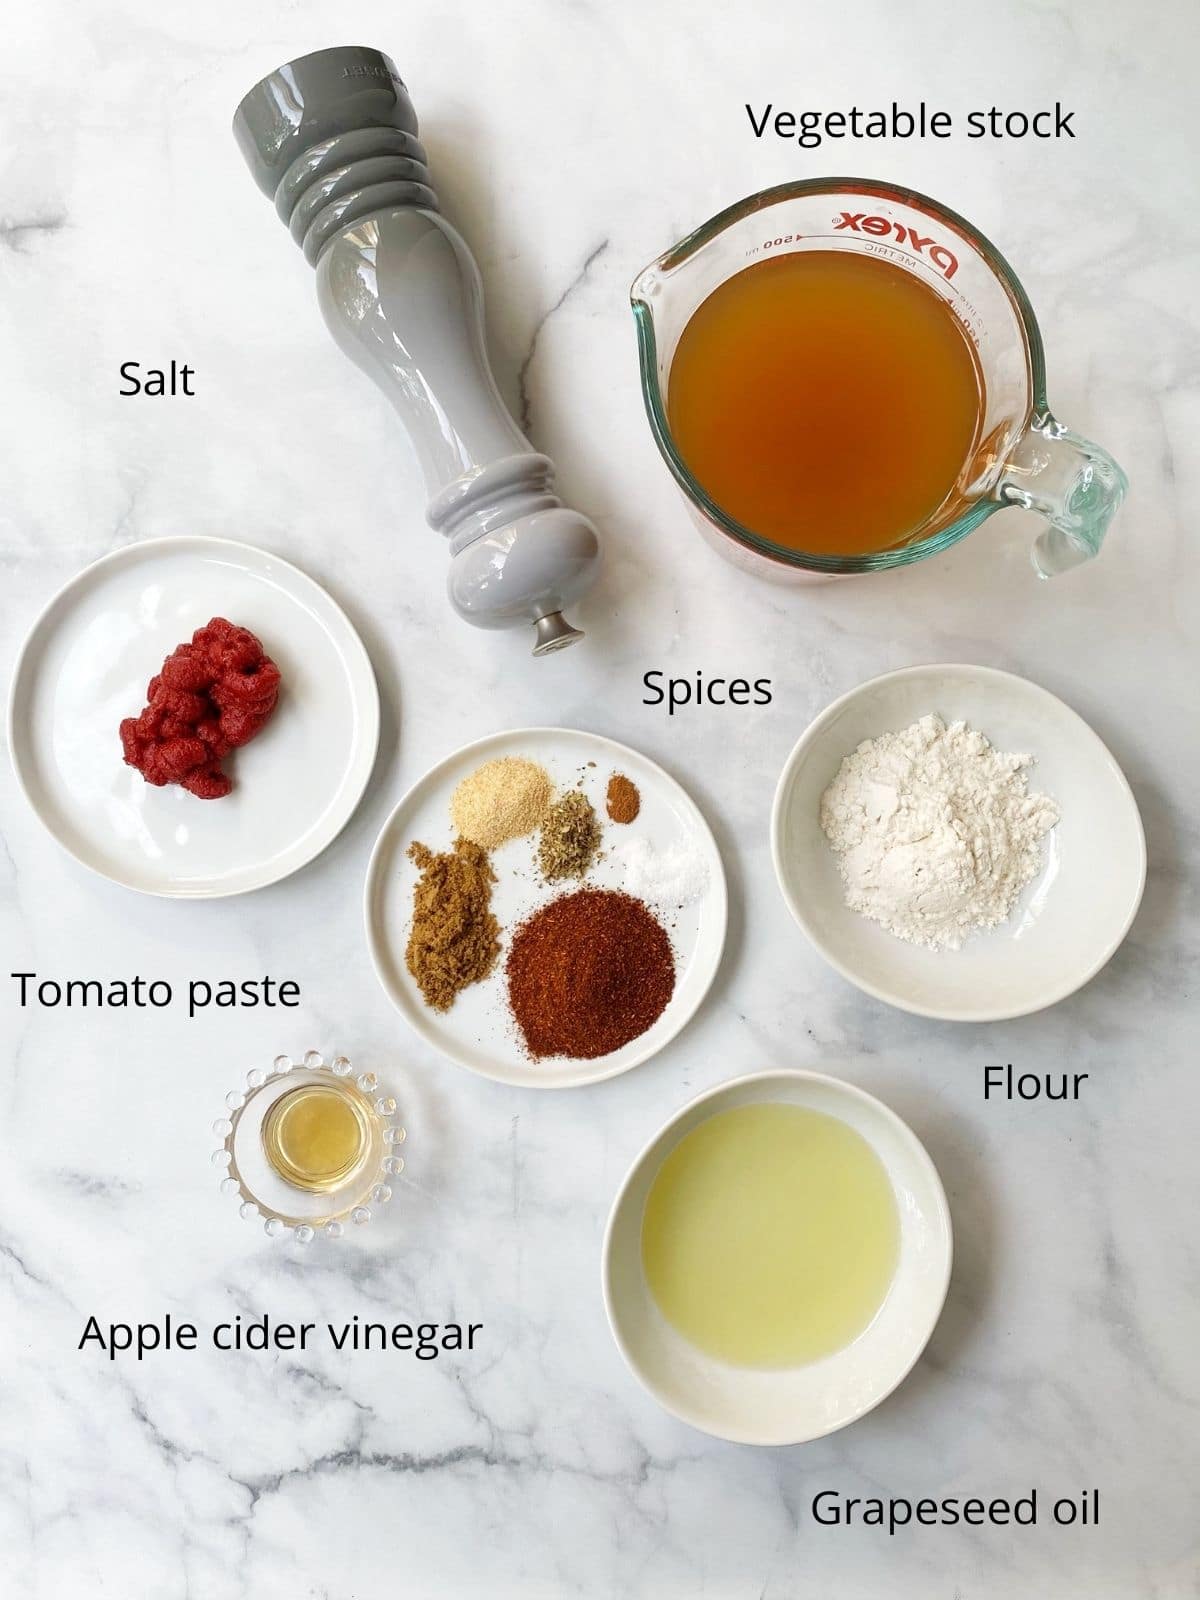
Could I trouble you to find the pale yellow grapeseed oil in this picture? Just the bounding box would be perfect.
[641,1102,899,1368]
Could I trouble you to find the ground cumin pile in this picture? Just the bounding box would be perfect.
[506,888,675,1059]
[406,839,500,1010]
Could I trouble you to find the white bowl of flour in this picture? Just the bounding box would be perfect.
[770,665,1146,1021]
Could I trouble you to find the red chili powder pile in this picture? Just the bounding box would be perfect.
[506,887,675,1060]
[119,618,280,799]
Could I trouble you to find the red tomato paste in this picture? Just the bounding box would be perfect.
[119,618,280,799]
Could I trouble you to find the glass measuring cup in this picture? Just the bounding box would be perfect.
[632,179,1127,582]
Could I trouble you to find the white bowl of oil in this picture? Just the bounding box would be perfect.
[601,1070,951,1446]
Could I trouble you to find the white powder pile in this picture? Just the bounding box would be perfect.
[819,713,1059,951]
[613,836,710,909]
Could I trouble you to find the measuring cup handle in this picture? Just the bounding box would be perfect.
[996,412,1128,576]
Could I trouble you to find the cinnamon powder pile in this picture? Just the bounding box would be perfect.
[506,888,674,1059]
[605,772,640,824]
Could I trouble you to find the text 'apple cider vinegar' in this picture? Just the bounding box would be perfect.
[666,251,985,557]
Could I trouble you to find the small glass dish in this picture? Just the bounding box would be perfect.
[212,1049,406,1241]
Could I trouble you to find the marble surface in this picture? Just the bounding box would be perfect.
[2,2,1198,1595]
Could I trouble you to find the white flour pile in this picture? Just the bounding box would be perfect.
[819,713,1059,951]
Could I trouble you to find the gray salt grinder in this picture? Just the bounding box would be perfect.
[233,45,600,655]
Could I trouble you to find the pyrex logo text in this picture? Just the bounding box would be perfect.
[834,213,959,279]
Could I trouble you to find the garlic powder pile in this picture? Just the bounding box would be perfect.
[819,714,1059,951]
[450,756,552,850]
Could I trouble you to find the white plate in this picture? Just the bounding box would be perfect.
[602,1069,952,1446]
[9,537,379,897]
[364,727,727,1089]
[771,664,1146,1021]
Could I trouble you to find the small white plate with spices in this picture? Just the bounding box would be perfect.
[364,727,727,1088]
[770,664,1146,1021]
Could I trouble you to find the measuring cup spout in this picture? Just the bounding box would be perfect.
[997,412,1128,577]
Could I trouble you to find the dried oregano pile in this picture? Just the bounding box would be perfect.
[538,789,601,881]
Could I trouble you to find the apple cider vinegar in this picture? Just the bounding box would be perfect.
[666,250,984,556]
[641,1102,899,1368]
[261,1082,371,1193]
